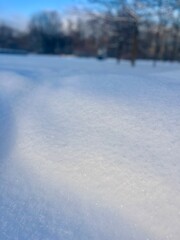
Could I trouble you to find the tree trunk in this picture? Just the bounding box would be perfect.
[131,23,138,67]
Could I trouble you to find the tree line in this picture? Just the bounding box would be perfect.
[0,0,179,65]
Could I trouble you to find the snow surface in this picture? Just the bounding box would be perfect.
[0,55,180,240]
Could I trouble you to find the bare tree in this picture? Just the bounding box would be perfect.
[171,0,180,61]
[136,0,176,65]
[29,11,62,54]
[0,24,17,49]
[89,0,139,65]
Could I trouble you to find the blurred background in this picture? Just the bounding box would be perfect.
[0,0,180,65]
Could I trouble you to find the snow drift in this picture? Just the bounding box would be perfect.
[0,55,180,240]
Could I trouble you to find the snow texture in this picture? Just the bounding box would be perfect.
[0,55,180,240]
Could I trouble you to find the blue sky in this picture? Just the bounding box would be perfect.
[0,0,85,16]
[0,0,88,29]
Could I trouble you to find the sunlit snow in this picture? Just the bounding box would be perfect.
[0,55,180,240]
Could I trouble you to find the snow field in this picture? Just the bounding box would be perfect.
[0,55,180,239]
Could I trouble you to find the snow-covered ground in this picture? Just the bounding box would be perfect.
[0,55,180,240]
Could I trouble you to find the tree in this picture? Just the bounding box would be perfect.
[89,0,139,65]
[136,0,178,65]
[29,11,62,54]
[0,24,17,49]
[171,0,180,61]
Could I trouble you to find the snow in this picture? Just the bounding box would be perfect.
[0,55,180,240]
